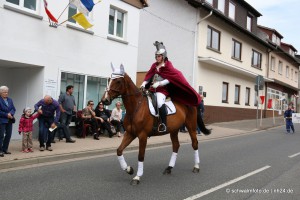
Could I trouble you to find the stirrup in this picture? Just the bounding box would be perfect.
[158,123,167,133]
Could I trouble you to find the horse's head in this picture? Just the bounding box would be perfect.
[101,63,126,105]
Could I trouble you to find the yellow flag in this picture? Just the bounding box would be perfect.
[72,13,93,29]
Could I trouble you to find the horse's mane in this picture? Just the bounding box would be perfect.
[124,73,139,90]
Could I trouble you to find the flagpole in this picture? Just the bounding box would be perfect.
[57,1,74,21]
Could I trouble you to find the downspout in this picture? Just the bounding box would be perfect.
[192,9,213,89]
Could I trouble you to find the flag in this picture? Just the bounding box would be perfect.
[72,13,93,29]
[267,99,273,109]
[44,0,58,23]
[260,96,265,104]
[71,0,95,15]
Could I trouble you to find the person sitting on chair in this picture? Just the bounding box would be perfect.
[95,101,115,138]
[140,41,201,133]
[82,100,99,140]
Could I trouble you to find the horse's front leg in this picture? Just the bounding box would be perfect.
[163,131,180,175]
[131,135,147,185]
[117,131,136,175]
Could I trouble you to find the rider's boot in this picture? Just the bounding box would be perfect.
[158,104,167,132]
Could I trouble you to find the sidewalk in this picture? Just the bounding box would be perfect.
[0,117,285,170]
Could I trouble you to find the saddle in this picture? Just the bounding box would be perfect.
[145,91,176,136]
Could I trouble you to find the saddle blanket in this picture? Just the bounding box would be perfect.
[147,96,176,117]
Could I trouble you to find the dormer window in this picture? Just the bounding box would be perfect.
[271,34,281,45]
[289,49,295,56]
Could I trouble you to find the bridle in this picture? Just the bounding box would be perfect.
[104,73,142,101]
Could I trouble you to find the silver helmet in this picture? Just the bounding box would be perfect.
[154,41,167,59]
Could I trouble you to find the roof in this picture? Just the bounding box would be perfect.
[281,42,297,52]
[257,25,284,39]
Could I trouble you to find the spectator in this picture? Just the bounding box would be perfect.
[18,107,39,153]
[95,101,115,138]
[197,95,205,136]
[34,95,60,151]
[110,101,123,137]
[0,86,16,157]
[58,85,76,127]
[179,124,187,133]
[53,123,76,143]
[284,104,295,134]
[82,100,99,140]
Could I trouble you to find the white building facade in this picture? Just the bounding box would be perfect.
[0,0,144,138]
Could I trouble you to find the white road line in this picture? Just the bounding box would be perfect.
[183,165,271,200]
[288,152,300,158]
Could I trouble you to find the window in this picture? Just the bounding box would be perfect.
[234,85,240,104]
[60,72,85,111]
[271,34,281,45]
[232,39,242,60]
[68,6,77,23]
[270,56,275,71]
[289,49,295,57]
[218,0,225,13]
[6,0,37,11]
[229,1,235,20]
[291,69,294,80]
[222,82,229,103]
[278,61,283,75]
[286,66,289,78]
[206,0,213,5]
[60,72,120,111]
[252,49,262,69]
[295,71,298,82]
[109,7,125,38]
[207,26,221,51]
[267,88,284,111]
[245,87,250,105]
[247,15,252,31]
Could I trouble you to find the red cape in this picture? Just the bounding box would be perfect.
[144,61,201,106]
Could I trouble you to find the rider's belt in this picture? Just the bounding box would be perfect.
[153,74,164,83]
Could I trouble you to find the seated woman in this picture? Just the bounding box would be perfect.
[110,101,123,137]
[95,101,115,138]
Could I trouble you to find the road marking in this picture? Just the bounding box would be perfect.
[183,165,271,200]
[288,152,300,158]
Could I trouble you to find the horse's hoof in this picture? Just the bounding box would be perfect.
[130,176,140,185]
[193,167,200,173]
[126,166,134,175]
[163,166,173,175]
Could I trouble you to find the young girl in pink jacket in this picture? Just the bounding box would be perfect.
[18,107,39,153]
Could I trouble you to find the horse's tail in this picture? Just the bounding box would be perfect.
[197,112,211,135]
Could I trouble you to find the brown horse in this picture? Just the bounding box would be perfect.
[101,64,211,185]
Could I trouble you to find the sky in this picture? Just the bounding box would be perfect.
[245,0,300,53]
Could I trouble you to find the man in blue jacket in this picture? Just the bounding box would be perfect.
[0,86,16,157]
[34,95,60,151]
[284,105,295,134]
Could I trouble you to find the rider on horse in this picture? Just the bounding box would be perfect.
[140,41,201,132]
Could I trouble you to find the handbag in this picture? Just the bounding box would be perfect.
[100,114,108,121]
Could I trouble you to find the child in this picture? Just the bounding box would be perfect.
[18,107,39,153]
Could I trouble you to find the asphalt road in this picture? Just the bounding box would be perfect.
[0,125,299,200]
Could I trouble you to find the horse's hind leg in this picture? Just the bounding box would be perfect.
[117,132,136,175]
[163,131,180,175]
[186,111,200,173]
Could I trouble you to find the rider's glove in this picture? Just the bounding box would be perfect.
[152,82,160,89]
[140,81,148,91]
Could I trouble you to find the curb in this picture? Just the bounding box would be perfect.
[0,124,285,170]
[0,141,173,170]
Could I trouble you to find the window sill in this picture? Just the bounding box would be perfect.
[66,24,94,35]
[4,4,43,20]
[231,57,242,62]
[207,46,221,54]
[107,35,128,45]
[222,101,228,103]
[251,66,262,70]
[245,104,250,106]
[234,102,240,105]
